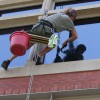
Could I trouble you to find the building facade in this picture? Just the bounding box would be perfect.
[0,0,100,100]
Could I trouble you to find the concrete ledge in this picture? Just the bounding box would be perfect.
[0,59,100,78]
[0,0,43,10]
[0,88,100,100]
[0,0,86,11]
[0,4,100,29]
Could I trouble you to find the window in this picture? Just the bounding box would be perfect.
[1,9,40,17]
[0,6,41,68]
[1,5,42,17]
[76,23,100,59]
[42,1,100,64]
[44,23,100,64]
[55,1,100,9]
[0,34,31,68]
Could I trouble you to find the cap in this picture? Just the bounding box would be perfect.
[68,9,77,19]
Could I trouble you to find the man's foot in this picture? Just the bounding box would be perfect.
[1,60,10,70]
[36,56,42,65]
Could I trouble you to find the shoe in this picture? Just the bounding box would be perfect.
[1,60,10,70]
[36,56,42,65]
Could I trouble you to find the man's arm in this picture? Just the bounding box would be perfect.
[69,31,74,49]
[62,28,78,49]
[62,31,75,54]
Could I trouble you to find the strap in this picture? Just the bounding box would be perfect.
[31,23,41,31]
[39,19,54,29]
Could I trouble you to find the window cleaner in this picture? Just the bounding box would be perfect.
[1,7,78,70]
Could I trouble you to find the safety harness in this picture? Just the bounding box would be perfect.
[29,18,59,48]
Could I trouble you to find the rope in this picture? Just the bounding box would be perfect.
[26,65,35,100]
[25,8,49,100]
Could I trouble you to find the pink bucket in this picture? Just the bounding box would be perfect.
[10,31,30,56]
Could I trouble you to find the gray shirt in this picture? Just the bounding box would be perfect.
[45,13,75,32]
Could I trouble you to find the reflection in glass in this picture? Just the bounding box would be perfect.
[44,23,100,64]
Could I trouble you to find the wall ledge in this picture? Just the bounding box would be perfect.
[0,59,100,78]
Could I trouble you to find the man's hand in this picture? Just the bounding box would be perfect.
[61,41,68,50]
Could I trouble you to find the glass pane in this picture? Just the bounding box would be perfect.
[55,1,100,9]
[44,23,100,64]
[76,23,100,60]
[2,9,40,17]
[0,34,30,68]
[44,1,100,64]
[0,8,41,68]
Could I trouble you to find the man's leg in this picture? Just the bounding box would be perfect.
[35,46,52,65]
[38,46,53,57]
[1,54,17,71]
[1,42,34,70]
